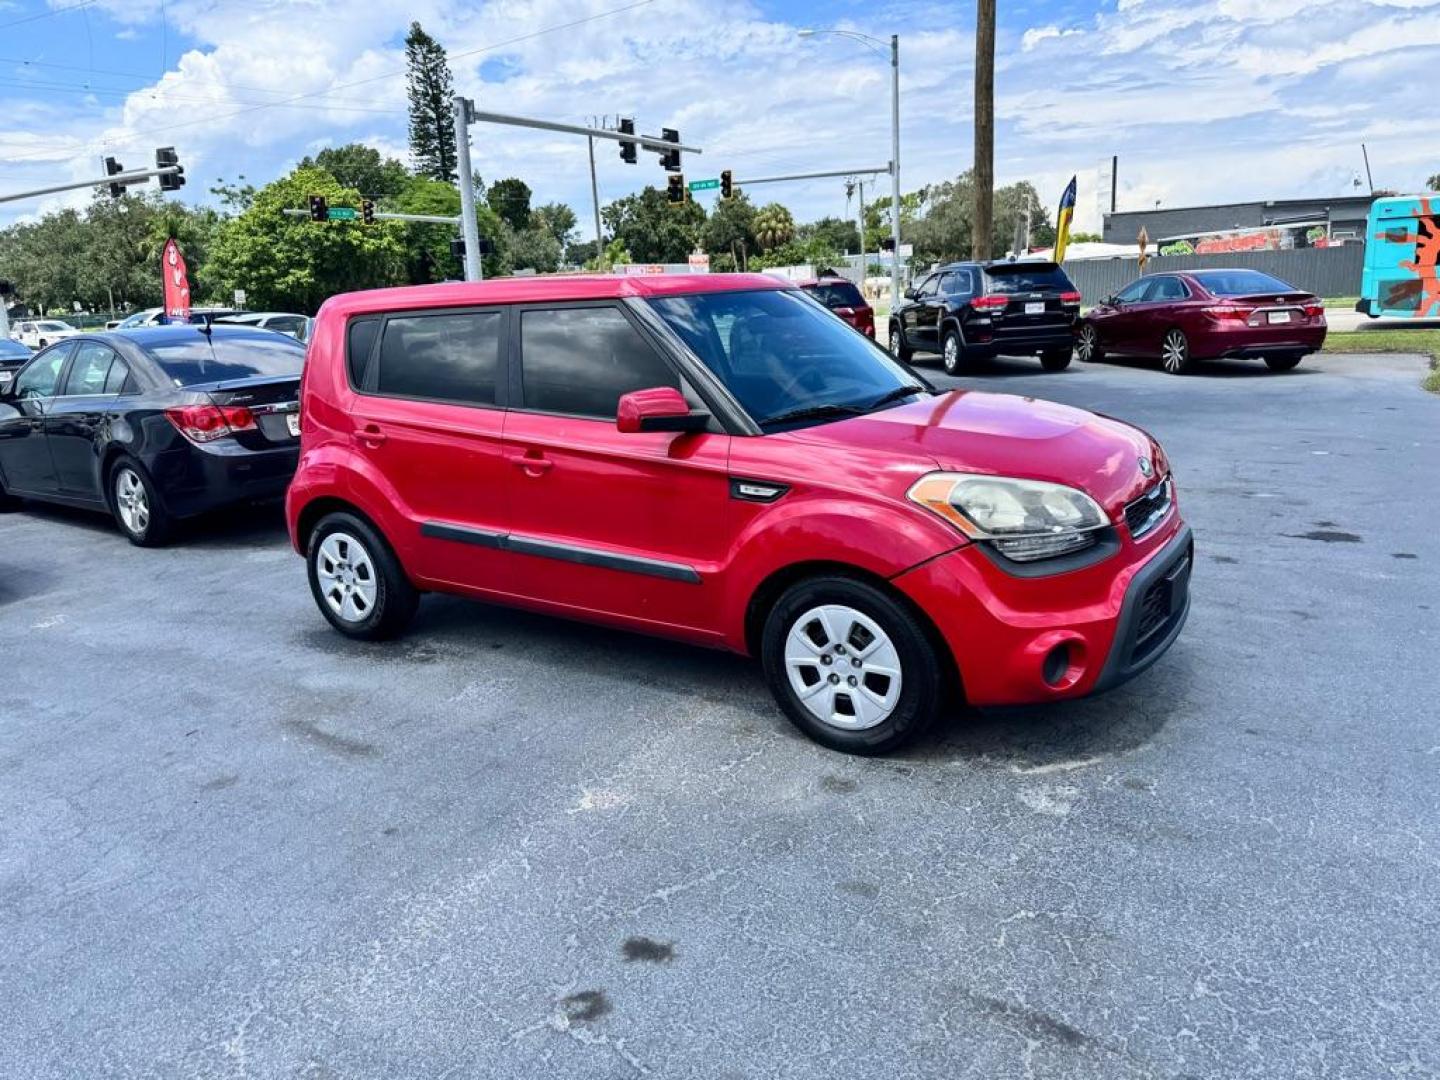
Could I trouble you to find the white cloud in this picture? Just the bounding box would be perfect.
[1021,25,1080,51]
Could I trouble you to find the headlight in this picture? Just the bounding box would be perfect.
[907,473,1110,563]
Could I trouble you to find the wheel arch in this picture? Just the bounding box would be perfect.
[743,559,965,705]
[295,495,389,557]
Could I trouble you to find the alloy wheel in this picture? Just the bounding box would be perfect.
[1162,331,1188,373]
[943,333,961,374]
[114,468,149,536]
[315,531,379,623]
[783,604,903,731]
[1077,325,1097,361]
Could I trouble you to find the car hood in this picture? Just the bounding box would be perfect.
[782,390,1164,515]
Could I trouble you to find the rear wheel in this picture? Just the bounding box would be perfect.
[761,576,944,755]
[941,327,966,375]
[889,321,913,363]
[307,511,418,640]
[1161,329,1193,374]
[110,459,172,546]
[1041,348,1073,372]
[1076,324,1103,362]
[1264,353,1304,372]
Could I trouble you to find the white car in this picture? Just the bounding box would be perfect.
[11,320,82,349]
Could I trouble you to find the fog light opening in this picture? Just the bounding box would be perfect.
[1042,644,1072,688]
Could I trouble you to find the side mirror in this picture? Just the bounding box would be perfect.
[617,386,709,434]
[903,288,918,301]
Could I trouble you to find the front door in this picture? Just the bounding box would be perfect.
[0,345,70,495]
[906,274,943,350]
[346,308,513,587]
[1090,278,1154,355]
[502,302,733,641]
[46,340,129,498]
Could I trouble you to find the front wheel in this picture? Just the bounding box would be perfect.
[889,322,913,363]
[941,327,967,375]
[761,576,945,755]
[1076,324,1103,362]
[1161,329,1193,374]
[307,511,418,640]
[1264,353,1304,372]
[1040,348,1073,372]
[110,459,172,546]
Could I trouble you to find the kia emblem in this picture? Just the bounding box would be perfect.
[1138,457,1154,477]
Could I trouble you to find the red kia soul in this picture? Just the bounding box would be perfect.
[287,274,1191,754]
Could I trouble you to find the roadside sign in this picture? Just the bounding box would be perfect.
[898,243,914,257]
[688,178,720,192]
[233,289,246,307]
[327,207,358,221]
[687,253,711,273]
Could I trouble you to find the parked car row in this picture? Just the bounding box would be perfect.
[890,262,1326,376]
[2,273,1192,755]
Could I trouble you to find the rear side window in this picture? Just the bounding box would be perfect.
[1148,276,1190,301]
[347,318,381,387]
[807,281,865,309]
[375,311,501,406]
[985,264,1075,294]
[520,306,678,418]
[142,332,305,385]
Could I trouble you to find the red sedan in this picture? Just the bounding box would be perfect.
[797,276,876,338]
[1076,268,1327,374]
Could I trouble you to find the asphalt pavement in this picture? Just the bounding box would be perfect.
[2,350,1436,1079]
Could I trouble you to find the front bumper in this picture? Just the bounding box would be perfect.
[892,515,1192,706]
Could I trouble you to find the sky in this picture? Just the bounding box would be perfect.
[1,0,1438,236]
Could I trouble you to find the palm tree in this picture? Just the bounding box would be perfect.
[754,203,796,251]
[972,0,995,260]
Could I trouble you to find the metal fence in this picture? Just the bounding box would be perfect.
[1061,246,1366,305]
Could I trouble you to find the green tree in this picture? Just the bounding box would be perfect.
[799,215,861,254]
[602,187,705,263]
[405,22,457,183]
[503,222,562,273]
[1069,231,1103,244]
[299,144,410,198]
[754,203,796,251]
[210,176,257,213]
[906,171,1056,263]
[388,174,507,281]
[206,166,406,311]
[1427,173,1440,192]
[487,178,533,231]
[702,192,757,265]
[532,202,579,255]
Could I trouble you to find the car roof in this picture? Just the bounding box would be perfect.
[106,324,302,347]
[320,273,790,319]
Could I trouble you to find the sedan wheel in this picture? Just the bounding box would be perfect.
[1077,324,1101,362]
[1161,329,1192,375]
[111,462,171,546]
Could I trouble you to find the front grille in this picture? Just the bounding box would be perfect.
[1124,477,1172,540]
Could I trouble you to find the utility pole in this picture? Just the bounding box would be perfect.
[453,95,482,282]
[973,0,996,261]
[586,121,604,268]
[889,34,902,307]
[856,178,867,283]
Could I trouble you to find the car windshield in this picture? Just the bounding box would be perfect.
[806,281,866,309]
[1191,270,1296,296]
[648,288,927,429]
[38,321,72,332]
[984,263,1074,294]
[140,331,305,385]
[117,311,155,328]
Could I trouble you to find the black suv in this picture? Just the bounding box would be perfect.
[889,260,1082,374]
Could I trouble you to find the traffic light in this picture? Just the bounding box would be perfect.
[660,128,681,172]
[880,236,896,252]
[720,170,733,199]
[361,199,376,225]
[104,157,125,199]
[667,174,686,206]
[309,195,328,222]
[617,118,637,164]
[155,146,185,191]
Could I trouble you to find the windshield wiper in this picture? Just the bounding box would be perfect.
[757,402,869,428]
[865,385,929,412]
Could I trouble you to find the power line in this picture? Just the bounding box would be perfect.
[0,76,407,115]
[0,0,99,31]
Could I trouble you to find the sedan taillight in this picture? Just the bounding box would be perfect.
[1303,304,1324,318]
[165,404,257,443]
[1202,305,1251,321]
[971,295,1008,310]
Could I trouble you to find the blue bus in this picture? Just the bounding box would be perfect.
[1357,195,1439,318]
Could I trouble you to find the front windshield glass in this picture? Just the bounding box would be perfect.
[117,311,154,328]
[648,288,926,429]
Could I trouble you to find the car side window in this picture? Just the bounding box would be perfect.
[519,305,679,419]
[104,357,134,395]
[15,346,70,400]
[373,310,501,406]
[917,275,940,298]
[347,318,381,388]
[1115,279,1151,304]
[62,342,118,396]
[1150,276,1189,301]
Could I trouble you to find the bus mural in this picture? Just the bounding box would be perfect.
[1358,195,1440,318]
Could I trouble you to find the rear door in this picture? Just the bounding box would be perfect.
[0,344,70,494]
[501,301,732,638]
[348,306,514,588]
[45,339,129,498]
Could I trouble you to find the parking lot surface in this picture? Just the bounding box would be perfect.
[2,352,1436,1079]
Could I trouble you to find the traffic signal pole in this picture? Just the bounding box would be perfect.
[453,96,483,283]
[0,164,183,206]
[731,166,890,187]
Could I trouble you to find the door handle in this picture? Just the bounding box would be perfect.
[354,423,387,449]
[509,450,553,476]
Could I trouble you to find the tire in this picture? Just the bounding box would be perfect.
[37,339,47,349]
[761,575,945,755]
[1040,348,1073,372]
[306,511,418,641]
[1160,329,1193,375]
[941,326,967,376]
[109,458,173,546]
[1076,324,1103,362]
[0,472,20,511]
[1264,353,1303,372]
[889,321,913,363]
